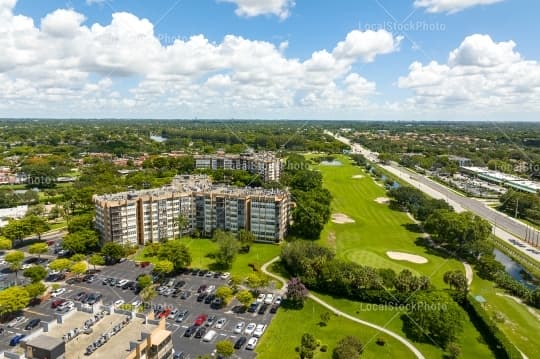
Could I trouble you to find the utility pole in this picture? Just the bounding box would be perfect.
[515,197,519,219]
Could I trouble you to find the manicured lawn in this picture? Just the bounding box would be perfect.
[133,238,281,279]
[317,155,464,288]
[257,298,416,359]
[471,276,540,357]
[314,292,494,359]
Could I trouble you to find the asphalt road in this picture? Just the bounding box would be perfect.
[328,131,540,263]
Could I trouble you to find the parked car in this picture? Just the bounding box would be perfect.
[174,280,186,289]
[194,314,208,326]
[194,326,207,339]
[244,322,256,335]
[215,318,226,329]
[258,304,269,315]
[204,294,215,304]
[205,315,216,327]
[253,324,267,338]
[132,300,142,308]
[7,316,26,328]
[197,285,207,293]
[159,309,171,319]
[234,336,247,349]
[274,296,282,305]
[51,299,66,309]
[220,272,230,280]
[9,334,26,346]
[180,291,191,300]
[74,292,87,301]
[51,287,66,297]
[246,337,258,350]
[205,285,215,294]
[175,310,189,323]
[211,297,222,309]
[248,303,259,313]
[264,293,274,304]
[25,319,41,331]
[116,279,129,287]
[256,293,265,303]
[114,299,125,307]
[173,352,186,359]
[197,293,207,302]
[233,321,245,334]
[183,325,197,337]
[270,305,279,314]
[57,301,74,312]
[202,329,217,342]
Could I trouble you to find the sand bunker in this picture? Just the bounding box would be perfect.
[352,175,364,179]
[386,251,428,264]
[374,197,390,204]
[331,213,356,224]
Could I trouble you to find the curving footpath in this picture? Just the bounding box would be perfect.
[261,257,425,359]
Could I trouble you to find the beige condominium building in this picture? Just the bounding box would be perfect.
[93,175,290,245]
[194,151,282,182]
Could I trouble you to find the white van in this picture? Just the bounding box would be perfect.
[202,330,217,342]
[116,279,129,287]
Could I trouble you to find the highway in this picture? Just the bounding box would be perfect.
[327,131,540,263]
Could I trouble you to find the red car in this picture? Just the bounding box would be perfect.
[159,309,171,319]
[194,314,208,326]
[51,299,66,309]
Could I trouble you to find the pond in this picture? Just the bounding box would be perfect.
[494,248,537,289]
[150,135,167,143]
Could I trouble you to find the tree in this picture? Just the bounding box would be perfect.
[140,286,156,305]
[28,242,48,258]
[238,229,255,245]
[71,253,86,262]
[333,336,363,359]
[24,215,50,240]
[62,230,99,254]
[157,240,192,270]
[1,219,31,243]
[5,250,25,278]
[67,213,94,233]
[25,282,46,299]
[0,286,30,317]
[245,273,269,293]
[23,266,47,283]
[137,274,153,290]
[286,277,308,308]
[406,291,465,347]
[153,260,174,278]
[48,258,73,272]
[215,340,235,358]
[215,286,234,305]
[175,214,189,238]
[70,261,88,277]
[447,342,462,359]
[0,238,12,250]
[88,254,105,270]
[214,231,240,269]
[320,312,331,326]
[443,270,468,292]
[236,290,253,308]
[101,242,126,263]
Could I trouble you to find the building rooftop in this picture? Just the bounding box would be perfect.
[26,335,64,351]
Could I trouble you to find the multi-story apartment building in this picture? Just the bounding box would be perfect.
[93,175,290,245]
[194,151,282,182]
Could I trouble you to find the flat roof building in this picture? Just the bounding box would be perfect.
[94,175,290,244]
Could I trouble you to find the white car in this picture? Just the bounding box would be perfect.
[256,293,265,303]
[7,316,26,328]
[202,330,217,342]
[205,285,215,294]
[51,288,66,297]
[116,279,129,287]
[57,301,74,311]
[246,337,258,350]
[21,263,33,270]
[220,272,230,280]
[233,321,245,334]
[253,324,267,338]
[132,300,142,308]
[264,293,274,304]
[114,299,125,307]
[215,318,226,329]
[0,259,7,266]
[244,322,256,335]
[48,269,60,275]
[274,296,282,305]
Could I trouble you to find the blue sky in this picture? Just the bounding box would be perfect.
[1,0,539,120]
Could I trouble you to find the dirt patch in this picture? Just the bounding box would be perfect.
[374,197,390,204]
[351,175,364,179]
[331,213,355,224]
[386,251,428,264]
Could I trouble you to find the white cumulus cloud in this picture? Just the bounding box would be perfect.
[219,0,295,19]
[414,0,504,14]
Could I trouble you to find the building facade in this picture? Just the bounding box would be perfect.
[93,175,290,245]
[194,151,282,182]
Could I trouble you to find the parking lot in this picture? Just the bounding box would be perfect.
[2,260,280,358]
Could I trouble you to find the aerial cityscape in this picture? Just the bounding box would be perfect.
[1,1,539,359]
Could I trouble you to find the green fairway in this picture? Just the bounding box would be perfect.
[256,298,417,359]
[317,156,463,288]
[134,238,281,279]
[471,276,540,357]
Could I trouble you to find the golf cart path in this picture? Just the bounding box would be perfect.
[261,257,425,359]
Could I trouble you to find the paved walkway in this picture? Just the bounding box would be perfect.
[261,257,425,359]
